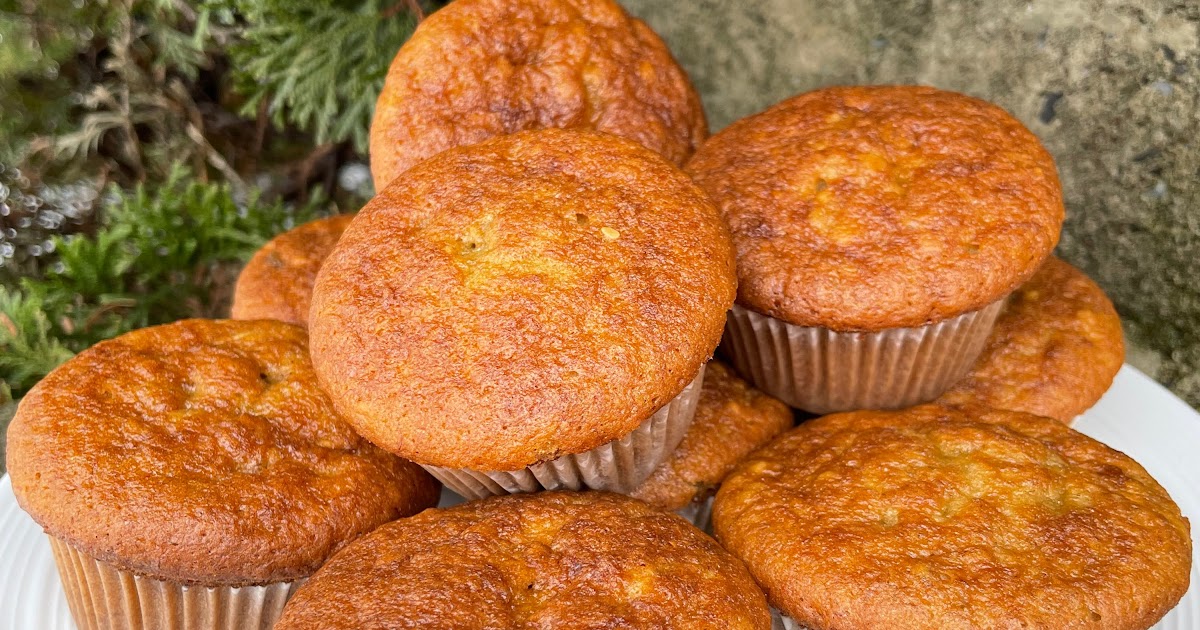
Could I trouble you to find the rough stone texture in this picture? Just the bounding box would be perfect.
[625,0,1200,408]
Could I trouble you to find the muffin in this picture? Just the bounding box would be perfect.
[5,319,441,630]
[369,0,707,189]
[275,491,771,629]
[938,256,1125,423]
[230,214,354,327]
[714,403,1192,630]
[631,361,793,529]
[687,85,1065,413]
[310,129,737,499]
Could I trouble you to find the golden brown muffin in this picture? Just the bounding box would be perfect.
[275,491,771,629]
[939,257,1125,423]
[231,214,354,327]
[631,361,793,511]
[714,404,1192,630]
[310,129,737,471]
[686,85,1064,331]
[6,319,441,586]
[369,0,707,189]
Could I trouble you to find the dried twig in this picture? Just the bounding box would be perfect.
[251,97,271,173]
[163,79,246,191]
[296,143,338,202]
[82,299,138,333]
[406,0,426,22]
[112,3,147,181]
[382,0,424,21]
[184,122,246,192]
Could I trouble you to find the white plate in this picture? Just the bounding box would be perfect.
[1,365,1197,629]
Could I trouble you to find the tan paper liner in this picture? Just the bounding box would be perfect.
[49,537,301,630]
[673,494,714,532]
[722,300,1006,414]
[424,365,706,500]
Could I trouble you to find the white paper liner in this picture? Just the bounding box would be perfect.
[770,609,811,629]
[424,365,706,500]
[49,537,301,630]
[673,494,714,532]
[722,301,1006,414]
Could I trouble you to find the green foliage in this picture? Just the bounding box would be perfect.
[45,1,239,182]
[0,0,411,399]
[0,1,104,164]
[0,165,330,398]
[0,284,75,400]
[2,1,222,173]
[219,0,435,152]
[3,0,430,189]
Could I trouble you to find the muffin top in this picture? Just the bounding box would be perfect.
[686,85,1064,330]
[369,0,706,189]
[631,361,793,511]
[713,403,1192,630]
[5,319,441,586]
[275,491,770,629]
[231,214,354,327]
[939,257,1125,422]
[310,129,737,471]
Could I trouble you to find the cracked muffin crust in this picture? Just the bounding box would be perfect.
[310,129,737,471]
[369,0,707,189]
[939,257,1125,423]
[631,361,793,511]
[5,319,440,586]
[713,403,1192,630]
[275,491,771,629]
[231,214,354,328]
[686,85,1064,330]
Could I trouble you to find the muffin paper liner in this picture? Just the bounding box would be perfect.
[770,610,810,629]
[673,494,714,532]
[722,300,1006,414]
[424,365,706,500]
[49,537,301,630]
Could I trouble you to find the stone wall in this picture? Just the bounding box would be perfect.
[624,0,1200,407]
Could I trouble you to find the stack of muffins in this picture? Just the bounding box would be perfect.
[5,0,1191,628]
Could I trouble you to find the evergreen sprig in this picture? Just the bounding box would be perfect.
[2,0,239,182]
[220,0,434,152]
[0,164,329,399]
[0,284,75,399]
[0,0,106,164]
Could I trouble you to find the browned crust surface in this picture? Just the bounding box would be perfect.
[686,85,1064,330]
[310,129,737,471]
[231,214,355,328]
[713,404,1192,630]
[939,257,1125,422]
[275,491,770,629]
[5,319,441,586]
[631,361,793,511]
[369,0,707,189]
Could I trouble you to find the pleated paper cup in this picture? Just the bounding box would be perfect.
[674,495,714,532]
[722,301,1005,414]
[424,366,706,500]
[49,537,301,630]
